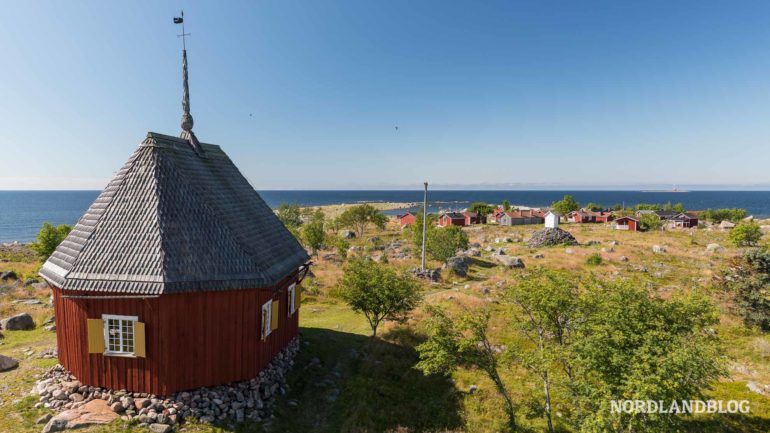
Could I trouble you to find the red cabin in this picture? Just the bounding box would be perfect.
[614,216,640,232]
[438,212,466,227]
[396,212,417,226]
[463,211,485,225]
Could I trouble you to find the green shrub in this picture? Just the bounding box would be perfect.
[585,253,603,266]
[729,221,762,247]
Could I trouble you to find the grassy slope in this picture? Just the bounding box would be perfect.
[1,220,770,432]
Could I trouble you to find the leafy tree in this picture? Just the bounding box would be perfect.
[551,195,580,215]
[427,225,469,263]
[502,200,511,212]
[506,269,580,433]
[639,213,662,231]
[30,223,71,261]
[635,203,661,211]
[300,209,325,255]
[339,258,421,337]
[585,202,604,212]
[572,282,725,433]
[611,203,623,211]
[336,204,387,238]
[417,306,517,432]
[721,249,770,331]
[276,203,303,229]
[411,210,437,250]
[729,221,762,247]
[701,208,747,223]
[468,202,493,219]
[673,202,685,213]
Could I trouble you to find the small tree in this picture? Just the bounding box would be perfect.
[339,258,421,337]
[30,223,71,261]
[336,204,387,238]
[639,213,662,231]
[721,249,770,331]
[506,269,581,433]
[502,200,511,212]
[412,210,437,250]
[301,209,325,256]
[417,306,517,432]
[572,282,725,432]
[333,236,350,260]
[469,202,493,218]
[729,221,762,247]
[427,225,469,263]
[276,203,303,229]
[551,195,579,215]
[585,202,603,212]
[585,253,602,266]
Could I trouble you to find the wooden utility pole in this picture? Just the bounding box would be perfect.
[421,182,428,271]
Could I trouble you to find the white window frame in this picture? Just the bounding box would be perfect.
[288,283,297,316]
[102,314,138,357]
[261,300,273,340]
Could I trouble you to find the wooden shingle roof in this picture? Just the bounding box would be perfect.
[39,132,309,295]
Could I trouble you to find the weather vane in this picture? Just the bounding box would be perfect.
[174,10,190,50]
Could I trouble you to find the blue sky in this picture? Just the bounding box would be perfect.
[2,1,770,190]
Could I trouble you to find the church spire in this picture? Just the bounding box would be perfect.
[175,10,193,133]
[180,48,193,132]
[174,11,202,153]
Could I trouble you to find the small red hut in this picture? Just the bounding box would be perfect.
[39,46,310,396]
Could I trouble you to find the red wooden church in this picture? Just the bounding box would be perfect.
[39,43,310,396]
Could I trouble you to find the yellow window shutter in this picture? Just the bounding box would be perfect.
[133,321,146,358]
[87,318,105,354]
[271,300,280,330]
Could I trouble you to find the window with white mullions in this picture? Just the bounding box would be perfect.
[103,314,138,355]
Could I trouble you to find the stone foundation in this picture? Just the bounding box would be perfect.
[34,338,299,430]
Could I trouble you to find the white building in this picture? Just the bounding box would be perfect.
[545,211,560,229]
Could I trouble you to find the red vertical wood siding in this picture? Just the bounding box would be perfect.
[52,276,300,396]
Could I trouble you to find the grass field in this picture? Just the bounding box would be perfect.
[1,218,770,432]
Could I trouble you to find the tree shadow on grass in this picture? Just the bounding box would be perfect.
[682,414,770,433]
[265,326,464,433]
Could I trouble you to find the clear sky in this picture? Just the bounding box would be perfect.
[2,1,770,190]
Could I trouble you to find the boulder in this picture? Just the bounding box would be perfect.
[149,423,172,433]
[719,220,736,230]
[652,245,667,254]
[411,268,440,282]
[445,256,472,277]
[24,278,39,286]
[0,270,17,280]
[706,243,726,253]
[619,256,629,262]
[339,230,356,239]
[1,312,35,330]
[42,399,118,433]
[526,228,578,248]
[460,248,481,257]
[492,255,525,269]
[601,247,614,253]
[0,354,19,372]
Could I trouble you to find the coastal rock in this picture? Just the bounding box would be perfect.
[706,243,726,253]
[719,221,736,230]
[1,312,35,330]
[526,228,578,248]
[42,399,118,433]
[0,354,19,372]
[619,256,629,262]
[339,230,356,239]
[492,255,525,269]
[411,268,440,282]
[0,270,17,280]
[445,256,472,277]
[652,245,667,254]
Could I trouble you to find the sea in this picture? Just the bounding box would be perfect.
[1,190,769,243]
